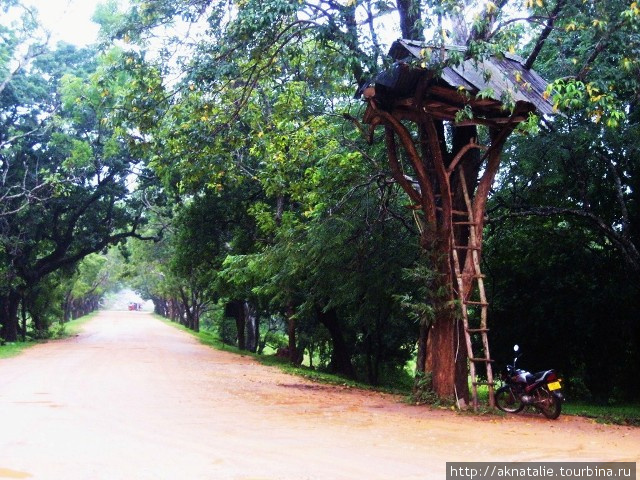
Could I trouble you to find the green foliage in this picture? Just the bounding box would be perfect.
[532,0,640,128]
[546,79,625,128]
[217,316,239,346]
[410,371,440,405]
[487,138,639,401]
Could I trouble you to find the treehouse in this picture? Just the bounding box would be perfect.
[360,39,553,409]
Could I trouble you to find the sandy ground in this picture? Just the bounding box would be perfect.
[0,310,637,480]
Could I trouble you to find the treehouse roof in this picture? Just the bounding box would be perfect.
[363,39,554,127]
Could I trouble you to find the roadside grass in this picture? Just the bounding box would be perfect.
[159,318,640,426]
[563,403,640,427]
[157,317,250,356]
[0,312,97,360]
[53,312,97,338]
[0,342,29,359]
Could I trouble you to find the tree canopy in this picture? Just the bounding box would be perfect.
[0,3,158,341]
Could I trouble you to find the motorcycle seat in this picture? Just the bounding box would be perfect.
[530,369,553,383]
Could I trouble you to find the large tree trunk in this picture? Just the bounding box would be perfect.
[224,300,246,350]
[415,321,428,375]
[420,238,470,405]
[244,301,258,353]
[0,290,21,342]
[396,0,424,41]
[286,304,299,363]
[168,298,179,322]
[317,307,355,379]
[151,296,168,317]
[193,308,200,332]
[20,294,28,342]
[22,288,46,336]
[424,302,469,404]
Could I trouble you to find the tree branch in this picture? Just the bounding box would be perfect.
[0,13,50,96]
[489,206,640,273]
[467,0,511,43]
[524,0,566,70]
[576,15,630,81]
[595,150,630,237]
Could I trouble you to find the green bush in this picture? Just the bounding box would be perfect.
[217,316,238,346]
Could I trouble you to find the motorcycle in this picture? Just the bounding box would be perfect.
[495,345,564,419]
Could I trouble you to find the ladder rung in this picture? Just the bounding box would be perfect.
[457,273,486,279]
[453,221,477,225]
[436,207,469,216]
[466,328,490,333]
[472,381,495,386]
[464,301,488,306]
[470,357,494,362]
[454,245,481,250]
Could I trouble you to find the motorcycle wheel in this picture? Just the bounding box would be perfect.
[536,387,562,420]
[495,386,525,413]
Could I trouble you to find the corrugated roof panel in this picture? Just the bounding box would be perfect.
[441,67,477,92]
[382,40,554,116]
[495,57,555,115]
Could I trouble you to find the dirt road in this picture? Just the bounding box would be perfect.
[0,311,637,480]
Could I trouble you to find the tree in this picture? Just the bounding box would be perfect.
[171,186,259,333]
[0,38,157,341]
[0,1,49,98]
[212,81,422,378]
[98,0,417,379]
[61,253,119,323]
[124,231,178,320]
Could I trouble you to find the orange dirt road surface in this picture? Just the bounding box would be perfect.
[0,310,638,480]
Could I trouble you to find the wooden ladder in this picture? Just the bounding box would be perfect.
[450,169,495,410]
